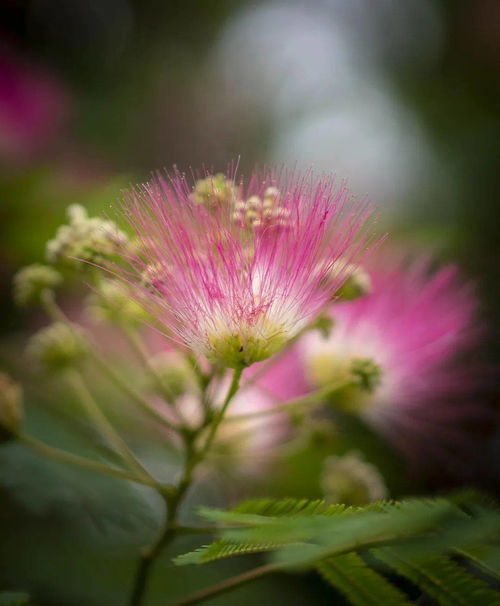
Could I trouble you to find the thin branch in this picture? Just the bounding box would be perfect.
[170,563,281,606]
[224,379,350,423]
[40,289,179,433]
[66,369,155,483]
[199,366,243,455]
[18,432,162,488]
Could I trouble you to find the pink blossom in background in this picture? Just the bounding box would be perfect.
[246,347,309,402]
[298,258,492,465]
[0,52,69,163]
[117,167,378,368]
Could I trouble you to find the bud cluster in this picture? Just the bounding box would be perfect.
[190,173,239,207]
[148,352,194,399]
[321,451,387,505]
[231,187,290,230]
[334,264,372,300]
[87,280,149,326]
[13,263,62,306]
[27,322,87,372]
[46,204,128,268]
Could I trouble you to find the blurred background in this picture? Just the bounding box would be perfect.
[1,1,499,604]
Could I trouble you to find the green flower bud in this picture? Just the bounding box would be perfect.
[13,264,62,306]
[0,373,23,440]
[148,352,193,399]
[46,204,129,269]
[310,313,335,339]
[305,353,382,413]
[321,451,387,505]
[87,280,149,326]
[335,265,372,301]
[27,322,87,372]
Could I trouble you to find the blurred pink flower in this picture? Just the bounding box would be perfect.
[0,52,69,162]
[299,258,491,462]
[118,167,377,368]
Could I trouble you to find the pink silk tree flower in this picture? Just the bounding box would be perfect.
[116,168,378,369]
[299,258,490,461]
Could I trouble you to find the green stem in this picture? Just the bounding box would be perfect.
[66,369,154,483]
[224,379,351,423]
[199,366,243,457]
[128,433,198,606]
[170,563,281,606]
[18,432,160,488]
[40,289,179,433]
[128,368,244,606]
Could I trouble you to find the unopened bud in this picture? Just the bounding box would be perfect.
[46,204,129,269]
[13,264,62,306]
[305,351,382,413]
[191,174,239,207]
[87,280,149,326]
[0,373,23,440]
[148,352,193,399]
[335,266,372,300]
[321,451,387,505]
[27,323,87,372]
[322,262,371,301]
[310,313,335,339]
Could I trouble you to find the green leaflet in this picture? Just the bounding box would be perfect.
[373,550,500,606]
[230,497,354,517]
[174,539,281,565]
[316,553,412,606]
[456,545,500,581]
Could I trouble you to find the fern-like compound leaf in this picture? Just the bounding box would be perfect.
[374,550,500,606]
[316,553,412,606]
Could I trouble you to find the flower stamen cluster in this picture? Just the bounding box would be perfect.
[117,168,377,369]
